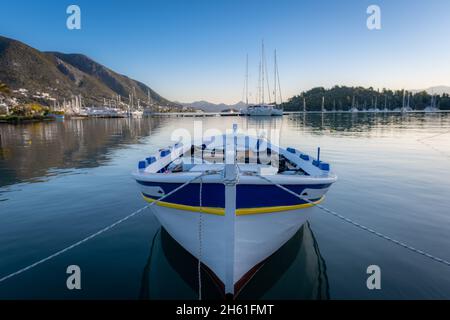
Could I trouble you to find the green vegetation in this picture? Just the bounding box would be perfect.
[281,86,450,111]
[0,81,11,95]
[0,114,53,123]
[0,103,53,123]
[10,103,49,116]
[49,110,65,115]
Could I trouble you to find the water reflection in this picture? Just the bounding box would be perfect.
[245,116,284,131]
[139,222,329,300]
[1,113,449,299]
[2,114,448,188]
[287,112,449,135]
[1,113,448,188]
[0,118,163,187]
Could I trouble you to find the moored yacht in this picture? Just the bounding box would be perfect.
[246,104,276,116]
[424,94,439,113]
[245,43,283,117]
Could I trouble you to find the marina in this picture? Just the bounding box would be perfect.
[1,114,450,299]
[1,0,450,306]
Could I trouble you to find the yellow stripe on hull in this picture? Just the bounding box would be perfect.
[142,194,324,216]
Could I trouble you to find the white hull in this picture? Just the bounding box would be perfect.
[401,107,413,113]
[150,204,311,288]
[143,221,329,299]
[271,108,284,116]
[424,107,439,113]
[134,131,337,295]
[247,107,273,116]
[245,104,283,117]
[131,111,143,118]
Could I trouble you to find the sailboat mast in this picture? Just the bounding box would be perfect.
[263,43,271,104]
[257,60,261,104]
[261,41,265,104]
[276,53,282,105]
[128,94,131,113]
[402,90,406,108]
[274,50,277,105]
[407,91,410,108]
[245,54,249,106]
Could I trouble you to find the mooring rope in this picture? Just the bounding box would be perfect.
[0,205,150,284]
[417,130,450,142]
[249,171,450,268]
[417,139,450,159]
[0,171,215,284]
[417,130,450,159]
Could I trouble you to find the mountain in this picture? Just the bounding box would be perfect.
[412,86,450,95]
[0,35,178,107]
[180,101,247,112]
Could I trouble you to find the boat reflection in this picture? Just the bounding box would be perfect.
[139,222,329,300]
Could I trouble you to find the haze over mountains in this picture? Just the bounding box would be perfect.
[0,35,177,107]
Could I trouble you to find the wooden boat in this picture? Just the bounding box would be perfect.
[133,128,337,296]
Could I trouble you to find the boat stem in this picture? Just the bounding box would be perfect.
[224,131,237,297]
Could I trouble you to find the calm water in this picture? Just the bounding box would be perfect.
[0,114,450,299]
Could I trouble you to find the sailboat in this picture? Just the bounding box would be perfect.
[131,99,144,118]
[133,126,337,297]
[246,42,283,117]
[349,96,358,113]
[270,50,284,116]
[368,96,380,112]
[401,91,413,113]
[382,94,389,112]
[424,94,439,113]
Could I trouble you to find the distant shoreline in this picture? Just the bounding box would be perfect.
[2,110,450,125]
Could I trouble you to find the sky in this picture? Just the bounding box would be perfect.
[1,0,449,104]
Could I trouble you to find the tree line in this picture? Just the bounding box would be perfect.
[281,86,450,111]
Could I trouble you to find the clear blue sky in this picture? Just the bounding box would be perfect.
[1,0,449,103]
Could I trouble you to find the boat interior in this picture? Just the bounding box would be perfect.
[161,145,310,176]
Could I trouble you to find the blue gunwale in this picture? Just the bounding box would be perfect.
[137,180,330,209]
